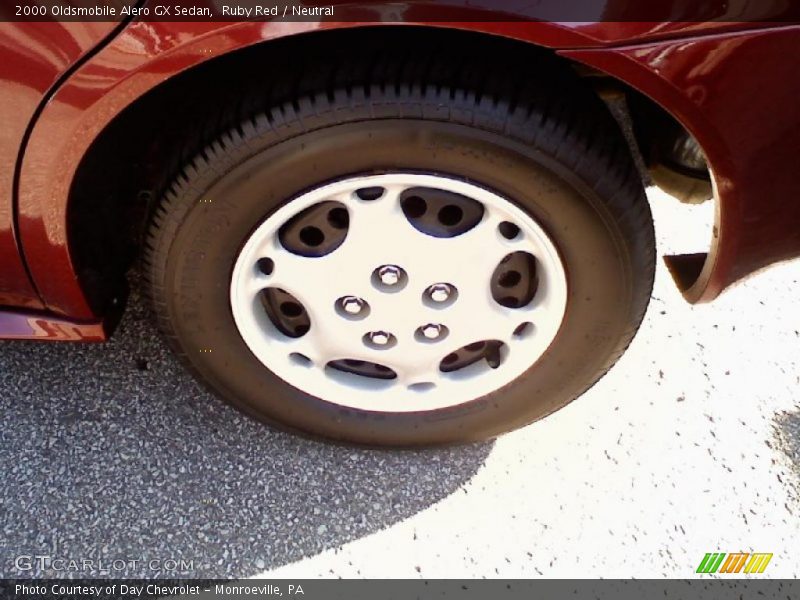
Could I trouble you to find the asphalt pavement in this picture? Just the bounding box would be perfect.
[1,189,799,578]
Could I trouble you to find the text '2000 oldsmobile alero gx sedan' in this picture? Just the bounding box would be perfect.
[2,1,800,445]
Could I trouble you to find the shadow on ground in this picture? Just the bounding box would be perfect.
[0,281,492,578]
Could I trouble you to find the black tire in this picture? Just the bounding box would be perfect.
[144,44,654,446]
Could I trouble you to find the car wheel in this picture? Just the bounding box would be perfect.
[144,53,654,446]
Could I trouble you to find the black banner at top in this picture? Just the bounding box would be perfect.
[3,0,800,22]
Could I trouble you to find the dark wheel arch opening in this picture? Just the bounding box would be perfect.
[67,25,668,321]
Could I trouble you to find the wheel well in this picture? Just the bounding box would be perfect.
[67,25,693,315]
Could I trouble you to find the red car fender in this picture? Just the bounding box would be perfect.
[15,19,800,323]
[14,19,610,320]
[562,25,800,302]
[0,21,120,311]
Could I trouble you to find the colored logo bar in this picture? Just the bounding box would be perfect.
[697,553,772,574]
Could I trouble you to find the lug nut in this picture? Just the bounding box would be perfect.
[369,331,391,346]
[336,296,370,319]
[378,265,402,286]
[416,323,448,343]
[429,283,453,303]
[342,296,366,315]
[421,324,443,340]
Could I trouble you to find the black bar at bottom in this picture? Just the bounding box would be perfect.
[2,579,800,600]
